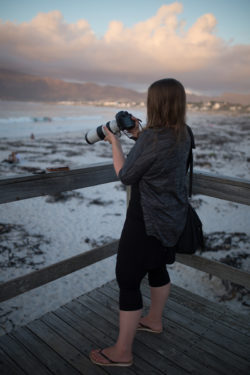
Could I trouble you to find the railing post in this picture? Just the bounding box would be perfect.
[126,185,131,208]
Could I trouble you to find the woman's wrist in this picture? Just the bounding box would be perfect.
[112,135,120,144]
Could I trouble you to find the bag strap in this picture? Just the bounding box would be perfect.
[186,125,195,197]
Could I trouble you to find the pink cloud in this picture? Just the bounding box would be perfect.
[0,3,249,93]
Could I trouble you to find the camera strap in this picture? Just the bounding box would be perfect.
[186,125,195,198]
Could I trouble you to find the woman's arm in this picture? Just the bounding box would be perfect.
[104,126,125,176]
[110,137,125,176]
[104,125,156,185]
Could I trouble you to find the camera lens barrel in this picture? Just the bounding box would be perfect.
[107,119,119,133]
[84,112,136,144]
[85,120,119,144]
[96,125,106,140]
[85,125,105,144]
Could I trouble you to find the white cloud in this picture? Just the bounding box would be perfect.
[0,3,249,93]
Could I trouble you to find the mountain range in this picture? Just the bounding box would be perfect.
[0,69,250,105]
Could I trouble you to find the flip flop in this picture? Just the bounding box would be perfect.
[137,322,162,334]
[89,349,133,367]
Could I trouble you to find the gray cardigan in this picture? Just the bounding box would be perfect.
[118,127,191,247]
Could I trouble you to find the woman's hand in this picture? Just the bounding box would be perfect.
[127,116,141,139]
[103,126,119,144]
[103,126,125,176]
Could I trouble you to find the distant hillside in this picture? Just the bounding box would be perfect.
[0,69,145,103]
[0,69,249,105]
[186,91,250,106]
[217,92,250,106]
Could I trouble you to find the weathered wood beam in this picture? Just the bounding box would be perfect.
[0,162,118,204]
[192,171,250,205]
[0,241,119,303]
[176,253,250,290]
[0,164,249,205]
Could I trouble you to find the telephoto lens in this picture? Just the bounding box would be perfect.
[85,111,136,144]
[85,120,118,144]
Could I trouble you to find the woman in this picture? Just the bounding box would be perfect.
[90,78,191,367]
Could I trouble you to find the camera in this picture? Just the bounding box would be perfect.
[85,111,136,144]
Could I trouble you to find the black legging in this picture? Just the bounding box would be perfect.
[116,255,170,311]
[116,184,174,311]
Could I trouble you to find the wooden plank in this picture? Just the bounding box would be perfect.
[0,241,118,303]
[55,306,116,349]
[170,283,250,334]
[176,253,250,290]
[0,162,118,204]
[195,336,250,375]
[54,307,136,375]
[27,317,111,375]
[138,281,250,359]
[63,298,173,375]
[132,284,249,372]
[163,311,250,374]
[0,346,26,375]
[77,290,219,374]
[106,277,250,367]
[170,289,250,341]
[103,282,250,374]
[41,312,119,375]
[1,278,249,375]
[167,290,250,340]
[10,326,81,375]
[108,279,250,357]
[0,332,53,375]
[170,284,250,331]
[99,287,235,375]
[202,325,250,360]
[65,297,186,374]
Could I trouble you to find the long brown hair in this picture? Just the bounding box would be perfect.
[146,78,186,139]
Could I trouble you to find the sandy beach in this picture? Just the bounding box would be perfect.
[0,101,249,335]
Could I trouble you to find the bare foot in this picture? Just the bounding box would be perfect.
[139,316,163,333]
[90,346,133,366]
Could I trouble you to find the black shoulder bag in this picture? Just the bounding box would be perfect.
[176,126,205,254]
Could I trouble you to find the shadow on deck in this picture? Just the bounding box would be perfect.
[0,278,250,375]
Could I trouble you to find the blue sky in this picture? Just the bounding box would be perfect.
[1,0,249,44]
[0,1,250,93]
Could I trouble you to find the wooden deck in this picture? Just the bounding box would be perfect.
[0,279,250,375]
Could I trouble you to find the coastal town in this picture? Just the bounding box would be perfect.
[58,99,250,113]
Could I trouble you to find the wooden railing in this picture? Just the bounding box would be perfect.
[0,162,250,303]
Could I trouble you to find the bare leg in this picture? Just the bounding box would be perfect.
[140,282,171,332]
[90,309,142,364]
